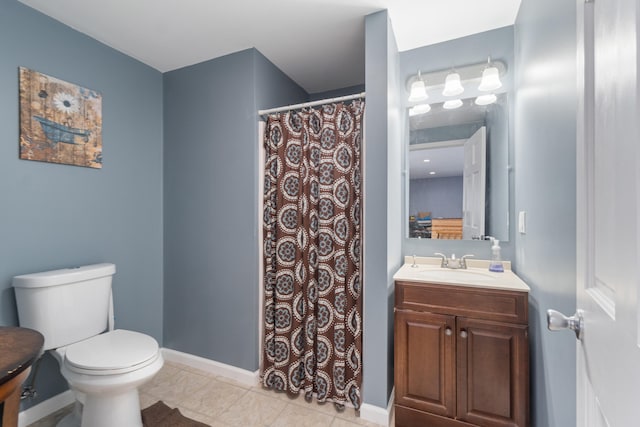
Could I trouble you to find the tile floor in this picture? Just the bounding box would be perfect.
[28,361,394,427]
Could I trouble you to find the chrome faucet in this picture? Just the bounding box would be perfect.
[434,253,474,269]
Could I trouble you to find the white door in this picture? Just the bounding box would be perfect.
[462,127,486,239]
[562,0,640,425]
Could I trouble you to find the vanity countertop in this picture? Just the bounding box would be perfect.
[393,256,530,292]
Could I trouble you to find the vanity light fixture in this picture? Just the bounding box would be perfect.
[407,60,506,103]
[475,94,497,105]
[442,72,464,97]
[409,103,431,116]
[423,159,431,163]
[429,171,436,175]
[443,99,463,110]
[408,71,428,102]
[478,58,503,91]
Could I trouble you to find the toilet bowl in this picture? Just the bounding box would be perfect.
[12,264,163,427]
[55,329,163,427]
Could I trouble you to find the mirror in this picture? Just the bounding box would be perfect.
[408,94,509,241]
[401,26,513,242]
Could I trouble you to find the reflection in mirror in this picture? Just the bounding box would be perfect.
[408,93,509,241]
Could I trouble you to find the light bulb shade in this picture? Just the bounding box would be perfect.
[442,72,464,96]
[478,66,502,91]
[409,103,431,116]
[408,80,428,102]
[443,99,463,110]
[475,94,497,106]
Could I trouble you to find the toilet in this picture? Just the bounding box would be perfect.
[12,263,163,427]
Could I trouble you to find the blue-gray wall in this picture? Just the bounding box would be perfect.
[409,176,463,218]
[0,0,164,409]
[363,9,402,409]
[162,49,307,371]
[514,0,577,426]
[308,84,366,102]
[486,96,510,239]
[386,12,404,411]
[401,27,515,259]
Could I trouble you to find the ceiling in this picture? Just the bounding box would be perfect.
[410,100,489,131]
[18,0,521,94]
[409,144,464,180]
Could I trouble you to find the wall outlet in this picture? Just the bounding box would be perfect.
[518,211,526,234]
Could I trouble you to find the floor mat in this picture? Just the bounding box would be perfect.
[142,401,209,427]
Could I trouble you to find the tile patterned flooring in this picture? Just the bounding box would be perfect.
[28,361,394,427]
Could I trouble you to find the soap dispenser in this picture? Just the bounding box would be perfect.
[489,238,505,272]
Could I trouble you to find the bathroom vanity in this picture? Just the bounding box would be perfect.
[393,257,529,427]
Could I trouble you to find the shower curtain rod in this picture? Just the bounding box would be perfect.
[258,91,365,116]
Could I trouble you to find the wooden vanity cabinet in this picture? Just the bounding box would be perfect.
[394,280,529,427]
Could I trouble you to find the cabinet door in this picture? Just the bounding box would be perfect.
[456,317,529,427]
[395,310,456,417]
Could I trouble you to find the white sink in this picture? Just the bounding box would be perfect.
[417,268,497,283]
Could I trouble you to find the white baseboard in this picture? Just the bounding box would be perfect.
[18,390,75,427]
[360,387,394,426]
[161,347,259,388]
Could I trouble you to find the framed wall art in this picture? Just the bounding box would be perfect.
[19,67,102,168]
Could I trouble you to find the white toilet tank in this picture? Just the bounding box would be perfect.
[13,263,116,351]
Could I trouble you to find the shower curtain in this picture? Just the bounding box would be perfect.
[261,100,365,409]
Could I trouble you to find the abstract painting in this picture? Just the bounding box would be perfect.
[19,67,102,168]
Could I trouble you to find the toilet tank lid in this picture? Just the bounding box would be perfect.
[12,263,116,288]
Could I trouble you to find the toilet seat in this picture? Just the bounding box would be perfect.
[64,329,159,376]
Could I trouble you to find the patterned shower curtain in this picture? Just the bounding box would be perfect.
[261,100,365,409]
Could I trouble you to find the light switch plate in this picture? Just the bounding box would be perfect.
[518,211,526,234]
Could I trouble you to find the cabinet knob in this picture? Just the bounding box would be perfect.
[445,327,452,336]
[460,330,468,339]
